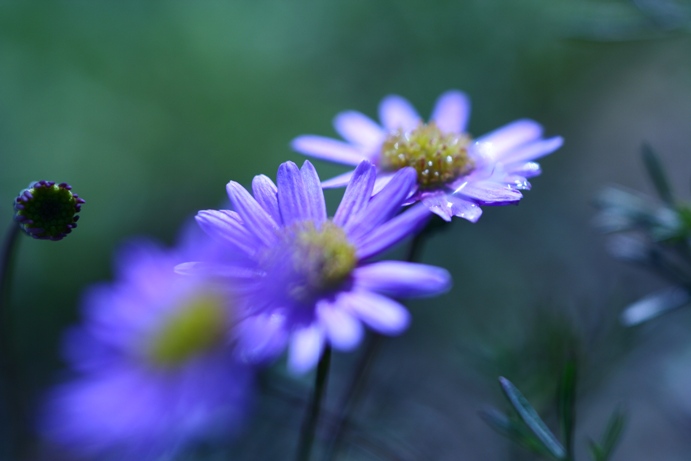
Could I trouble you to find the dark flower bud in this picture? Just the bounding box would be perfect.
[13,181,85,241]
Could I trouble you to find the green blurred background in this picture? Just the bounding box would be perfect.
[1,1,691,459]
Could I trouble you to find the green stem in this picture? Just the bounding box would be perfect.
[295,346,332,461]
[322,334,382,461]
[323,220,436,461]
[0,222,20,323]
[0,222,28,460]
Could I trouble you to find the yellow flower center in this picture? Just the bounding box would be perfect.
[266,221,357,304]
[146,293,228,368]
[380,122,474,190]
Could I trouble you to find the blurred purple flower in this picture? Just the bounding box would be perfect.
[42,240,253,459]
[292,90,563,222]
[179,160,451,373]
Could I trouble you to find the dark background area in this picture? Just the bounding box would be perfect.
[1,1,691,460]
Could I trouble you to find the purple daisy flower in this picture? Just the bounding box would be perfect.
[42,240,253,459]
[291,90,563,222]
[180,160,451,373]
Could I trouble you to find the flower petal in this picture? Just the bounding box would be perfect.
[333,161,376,228]
[356,203,431,260]
[431,90,470,134]
[174,261,259,281]
[353,261,451,298]
[499,136,563,165]
[504,175,532,190]
[196,210,259,256]
[508,162,541,178]
[379,95,421,131]
[252,175,280,224]
[333,111,386,148]
[235,313,289,364]
[291,135,367,165]
[341,290,410,335]
[475,119,543,159]
[277,161,313,225]
[288,324,325,373]
[453,181,523,206]
[300,161,327,224]
[372,172,397,195]
[347,167,417,238]
[226,182,279,247]
[316,301,363,351]
[421,193,483,223]
[322,170,356,189]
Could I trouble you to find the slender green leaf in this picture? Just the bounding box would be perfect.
[499,377,566,460]
[479,408,533,445]
[599,407,627,461]
[588,439,605,461]
[479,408,555,459]
[558,358,578,459]
[642,143,675,206]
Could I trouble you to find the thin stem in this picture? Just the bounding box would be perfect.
[322,335,382,461]
[0,222,27,460]
[323,219,436,461]
[558,357,578,461]
[0,222,20,319]
[295,346,332,461]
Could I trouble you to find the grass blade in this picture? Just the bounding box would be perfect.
[499,377,566,460]
[642,143,675,206]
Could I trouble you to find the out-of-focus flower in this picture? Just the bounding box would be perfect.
[291,91,562,222]
[179,160,451,373]
[42,240,253,459]
[13,180,84,240]
[595,188,691,325]
[594,186,689,242]
[594,147,691,326]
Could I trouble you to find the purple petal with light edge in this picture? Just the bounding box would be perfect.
[333,161,376,228]
[355,203,431,260]
[476,120,543,158]
[252,175,280,224]
[341,290,410,335]
[226,182,279,247]
[431,90,470,134]
[334,111,386,148]
[288,324,325,374]
[235,314,289,364]
[508,162,542,178]
[347,167,417,238]
[379,95,421,131]
[196,210,258,256]
[353,261,451,298]
[277,161,311,225]
[174,262,259,281]
[316,301,363,351]
[300,161,327,224]
[453,181,523,205]
[372,172,397,195]
[291,135,366,165]
[322,170,356,189]
[498,136,563,164]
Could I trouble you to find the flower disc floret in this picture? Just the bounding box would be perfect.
[146,294,228,368]
[381,122,473,190]
[268,221,356,303]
